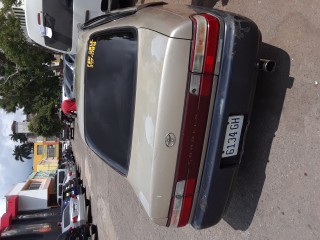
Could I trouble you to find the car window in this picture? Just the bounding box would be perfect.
[84,28,137,175]
[64,65,74,87]
[58,185,62,196]
[63,203,70,227]
[42,0,73,51]
[58,171,65,183]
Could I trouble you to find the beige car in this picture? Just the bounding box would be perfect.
[76,3,265,229]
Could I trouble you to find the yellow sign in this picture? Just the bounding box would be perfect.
[87,39,97,68]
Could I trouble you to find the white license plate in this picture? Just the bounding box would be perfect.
[222,115,244,158]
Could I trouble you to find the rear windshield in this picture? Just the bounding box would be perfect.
[63,203,70,227]
[58,171,65,183]
[84,28,137,175]
[42,0,73,51]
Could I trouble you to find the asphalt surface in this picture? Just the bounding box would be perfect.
[73,0,320,239]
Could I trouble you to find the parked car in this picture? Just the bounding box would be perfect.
[56,224,94,240]
[25,0,104,54]
[60,125,74,141]
[63,54,76,99]
[61,181,85,213]
[63,178,83,193]
[62,141,71,152]
[57,163,77,205]
[61,193,88,233]
[75,3,272,229]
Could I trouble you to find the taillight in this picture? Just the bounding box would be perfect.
[68,171,72,176]
[190,14,220,74]
[37,13,41,25]
[167,13,220,227]
[72,216,78,223]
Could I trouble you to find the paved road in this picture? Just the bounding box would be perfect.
[73,0,320,239]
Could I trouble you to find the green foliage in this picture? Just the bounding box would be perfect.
[1,0,22,12]
[0,3,60,114]
[0,8,53,67]
[0,66,61,113]
[28,101,63,137]
[12,143,33,162]
[10,133,28,143]
[0,0,63,161]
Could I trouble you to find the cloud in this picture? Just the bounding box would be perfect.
[0,109,33,197]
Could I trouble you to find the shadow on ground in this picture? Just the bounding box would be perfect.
[223,43,294,230]
[191,0,229,7]
[86,195,99,239]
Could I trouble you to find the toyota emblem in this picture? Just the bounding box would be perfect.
[165,133,176,147]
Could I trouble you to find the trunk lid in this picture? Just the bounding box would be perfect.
[127,28,191,222]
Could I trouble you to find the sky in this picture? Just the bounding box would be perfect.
[0,109,33,217]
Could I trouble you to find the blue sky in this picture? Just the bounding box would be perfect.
[0,109,33,216]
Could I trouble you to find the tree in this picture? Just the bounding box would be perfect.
[0,7,53,68]
[12,143,33,162]
[10,133,27,143]
[0,0,63,142]
[0,66,60,114]
[28,101,63,137]
[0,3,60,114]
[1,0,22,12]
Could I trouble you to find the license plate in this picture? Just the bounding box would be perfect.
[222,115,244,158]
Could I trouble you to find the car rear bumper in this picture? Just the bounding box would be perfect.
[190,8,262,229]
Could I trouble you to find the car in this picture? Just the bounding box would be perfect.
[56,224,95,240]
[60,125,74,141]
[75,3,272,229]
[63,178,83,193]
[25,0,104,54]
[62,141,71,152]
[57,163,77,205]
[61,181,85,213]
[62,54,76,99]
[61,193,88,233]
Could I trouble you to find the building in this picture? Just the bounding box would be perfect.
[0,171,61,239]
[33,140,61,172]
[0,196,61,240]
[11,120,41,143]
[5,171,57,211]
[11,120,30,134]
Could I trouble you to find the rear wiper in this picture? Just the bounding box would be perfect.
[80,1,167,30]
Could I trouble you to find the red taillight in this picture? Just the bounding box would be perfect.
[72,216,78,223]
[190,14,220,74]
[168,13,220,227]
[37,13,41,25]
[68,171,72,176]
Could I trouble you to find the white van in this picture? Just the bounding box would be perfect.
[25,0,104,54]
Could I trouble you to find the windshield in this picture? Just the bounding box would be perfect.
[42,0,73,51]
[84,28,138,175]
[63,203,70,228]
